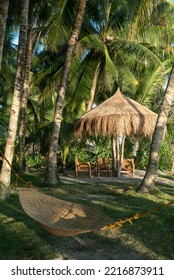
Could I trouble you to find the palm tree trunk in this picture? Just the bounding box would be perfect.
[0,0,9,67]
[44,0,87,185]
[18,23,33,171]
[137,65,174,193]
[0,0,29,199]
[86,62,100,112]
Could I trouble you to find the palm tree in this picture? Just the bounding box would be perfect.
[66,0,169,115]
[17,0,79,171]
[18,22,33,171]
[44,0,87,185]
[31,0,168,118]
[0,0,9,67]
[0,0,29,199]
[68,0,173,177]
[34,0,172,180]
[137,65,174,193]
[132,0,174,192]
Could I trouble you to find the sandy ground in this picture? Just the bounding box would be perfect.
[59,169,174,187]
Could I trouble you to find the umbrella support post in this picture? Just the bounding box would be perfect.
[116,137,121,177]
[111,136,121,177]
[111,137,117,176]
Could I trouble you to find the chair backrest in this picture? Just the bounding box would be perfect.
[121,158,134,166]
[97,158,104,164]
[121,158,135,175]
[97,158,111,165]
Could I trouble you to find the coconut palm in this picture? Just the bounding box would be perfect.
[137,65,174,192]
[31,0,170,117]
[31,0,173,182]
[68,0,174,177]
[0,0,29,199]
[18,14,33,171]
[44,0,87,185]
[65,1,138,113]
[18,0,81,171]
[66,0,174,115]
[132,0,174,192]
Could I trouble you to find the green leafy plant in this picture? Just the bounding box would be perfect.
[26,154,44,168]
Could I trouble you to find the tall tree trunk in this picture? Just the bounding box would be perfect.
[18,23,33,171]
[44,0,87,185]
[0,0,29,199]
[137,65,174,193]
[86,62,100,112]
[0,0,9,67]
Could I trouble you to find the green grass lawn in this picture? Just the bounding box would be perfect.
[0,171,174,260]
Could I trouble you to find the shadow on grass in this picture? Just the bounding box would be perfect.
[0,194,56,260]
[0,180,174,260]
[47,183,174,260]
[156,183,174,197]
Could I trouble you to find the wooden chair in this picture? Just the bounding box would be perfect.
[121,158,135,176]
[75,157,91,178]
[96,157,111,177]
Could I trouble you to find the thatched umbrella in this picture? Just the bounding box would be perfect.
[74,88,158,176]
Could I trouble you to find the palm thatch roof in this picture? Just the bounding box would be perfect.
[74,88,158,139]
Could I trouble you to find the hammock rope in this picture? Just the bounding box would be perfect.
[102,200,174,231]
[0,151,33,189]
[1,151,174,236]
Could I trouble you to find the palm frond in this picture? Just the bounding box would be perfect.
[80,35,104,51]
[103,45,118,91]
[134,59,172,106]
[45,0,78,50]
[43,109,54,126]
[128,0,164,38]
[112,38,163,65]
[66,55,97,112]
[115,55,138,90]
[32,48,65,95]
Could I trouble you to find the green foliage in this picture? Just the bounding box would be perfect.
[46,0,78,50]
[135,139,151,169]
[69,149,94,165]
[0,110,8,146]
[158,133,173,171]
[133,60,172,107]
[26,154,44,168]
[1,0,174,184]
[92,137,111,158]
[67,136,112,168]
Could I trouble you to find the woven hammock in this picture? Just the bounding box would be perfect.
[19,188,112,236]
